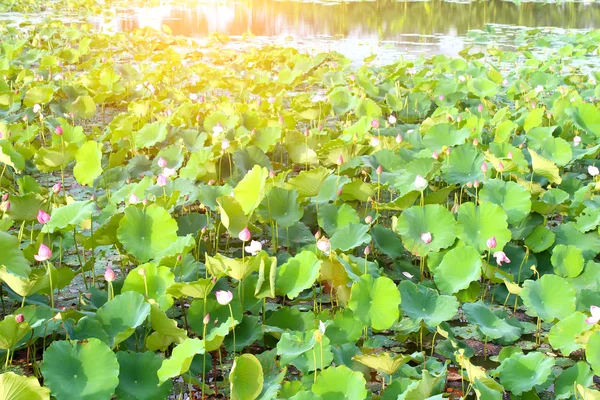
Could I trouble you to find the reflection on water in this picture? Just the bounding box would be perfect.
[95,0,600,60]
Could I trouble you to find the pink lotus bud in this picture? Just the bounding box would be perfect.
[269,169,276,178]
[142,198,148,206]
[208,180,215,186]
[497,162,505,172]
[414,175,428,190]
[104,266,115,282]
[574,136,582,147]
[432,151,439,160]
[364,246,371,256]
[473,138,479,146]
[129,194,139,204]
[507,151,513,159]
[439,95,444,101]
[203,314,210,325]
[221,139,230,151]
[158,157,168,168]
[445,148,451,155]
[376,165,383,175]
[336,188,343,196]
[457,115,462,122]
[474,179,480,188]
[586,305,600,325]
[37,210,50,224]
[315,231,322,240]
[371,119,380,129]
[215,290,233,305]
[304,128,310,137]
[365,216,373,224]
[466,181,473,188]
[55,126,63,136]
[336,154,344,166]
[34,244,52,262]
[238,227,251,242]
[370,137,380,147]
[589,165,599,177]
[0,201,10,213]
[279,116,284,125]
[477,104,484,113]
[1,193,7,201]
[15,314,25,323]
[177,255,182,262]
[52,182,62,195]
[388,115,396,125]
[395,134,403,144]
[211,276,217,284]
[317,237,330,253]
[486,236,497,249]
[420,232,432,244]
[157,174,168,187]
[481,162,488,173]
[138,268,146,276]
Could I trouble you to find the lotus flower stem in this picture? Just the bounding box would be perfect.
[483,336,488,358]
[202,320,207,400]
[46,261,54,310]
[228,303,236,359]
[430,331,438,357]
[312,349,318,383]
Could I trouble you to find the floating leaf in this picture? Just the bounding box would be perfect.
[394,204,456,257]
[497,352,554,395]
[41,339,119,400]
[348,275,401,330]
[399,280,458,327]
[521,274,576,322]
[456,202,511,254]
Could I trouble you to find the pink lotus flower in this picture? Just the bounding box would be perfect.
[15,314,25,323]
[244,240,262,255]
[0,201,10,213]
[216,290,233,305]
[157,174,168,187]
[388,115,397,125]
[586,305,600,325]
[317,237,330,253]
[162,168,176,178]
[238,227,251,242]
[104,266,115,282]
[486,236,497,249]
[129,194,139,204]
[157,157,168,168]
[55,126,63,136]
[432,151,439,160]
[589,165,599,177]
[212,122,224,136]
[421,232,432,244]
[37,210,50,225]
[574,136,582,147]
[481,162,488,173]
[376,165,383,175]
[371,119,380,129]
[34,244,52,262]
[493,251,511,266]
[52,182,62,194]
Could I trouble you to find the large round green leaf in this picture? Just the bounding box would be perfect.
[135,122,168,149]
[72,95,96,119]
[548,312,592,356]
[441,144,484,185]
[468,77,499,97]
[551,244,584,278]
[0,372,50,400]
[311,365,367,400]
[117,205,178,262]
[555,362,593,400]
[316,203,359,237]
[41,338,119,400]
[116,351,172,400]
[456,202,511,253]
[233,165,269,215]
[329,223,371,252]
[122,263,174,310]
[43,201,95,233]
[74,141,103,187]
[95,291,150,346]
[256,187,304,228]
[348,274,400,330]
[216,196,247,237]
[479,179,531,225]
[394,204,456,257]
[434,246,482,294]
[462,301,522,343]
[277,251,322,300]
[586,331,600,376]
[157,338,205,385]
[0,315,31,350]
[524,226,555,253]
[0,231,30,277]
[497,352,554,395]
[521,274,576,322]
[230,354,264,400]
[399,280,458,327]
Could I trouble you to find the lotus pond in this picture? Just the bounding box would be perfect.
[3,1,600,399]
